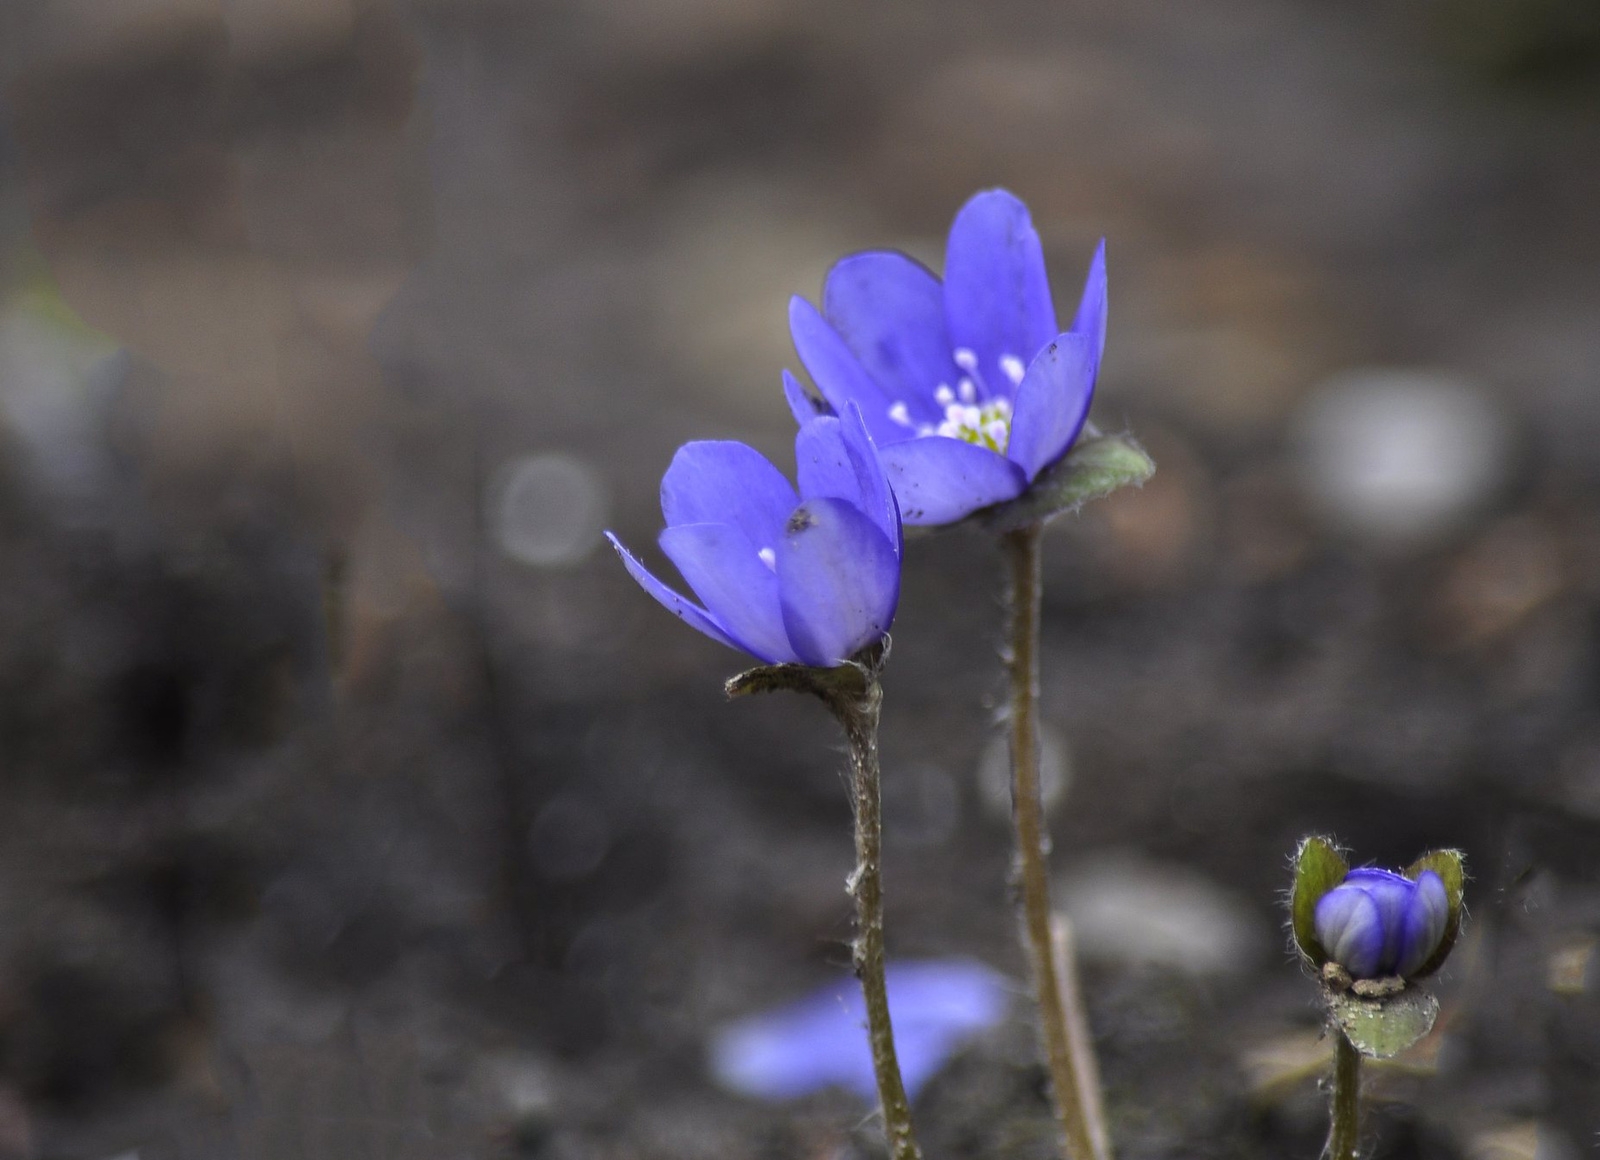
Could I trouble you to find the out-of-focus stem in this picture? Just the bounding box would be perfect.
[1003,523,1102,1160]
[1326,1029,1361,1160]
[1051,916,1111,1160]
[824,678,922,1160]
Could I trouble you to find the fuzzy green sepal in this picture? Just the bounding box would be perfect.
[973,432,1156,534]
[725,638,889,703]
[1290,836,1349,966]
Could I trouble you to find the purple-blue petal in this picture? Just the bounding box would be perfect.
[1070,239,1108,373]
[775,497,899,667]
[707,959,1010,1103]
[1395,870,1450,978]
[1314,884,1384,979]
[942,189,1058,399]
[782,368,832,427]
[790,296,918,446]
[1342,869,1413,974]
[605,531,745,655]
[878,437,1027,525]
[883,960,1012,1039]
[793,402,900,554]
[886,962,1010,1098]
[821,251,954,407]
[659,522,794,665]
[839,401,905,559]
[1006,332,1096,481]
[661,441,798,550]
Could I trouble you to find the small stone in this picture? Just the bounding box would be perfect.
[491,452,609,569]
[1546,935,1595,996]
[1320,961,1353,992]
[0,296,123,505]
[1350,975,1405,999]
[1059,853,1269,976]
[1294,368,1513,547]
[977,724,1070,821]
[480,1051,560,1150]
[1465,1121,1580,1160]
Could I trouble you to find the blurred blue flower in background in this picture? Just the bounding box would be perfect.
[607,400,901,668]
[709,959,1010,1102]
[1314,868,1450,980]
[788,189,1106,525]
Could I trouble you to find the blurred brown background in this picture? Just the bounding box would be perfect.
[0,0,1597,1157]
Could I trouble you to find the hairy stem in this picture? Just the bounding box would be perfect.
[1003,523,1102,1160]
[824,678,922,1160]
[1326,1028,1361,1160]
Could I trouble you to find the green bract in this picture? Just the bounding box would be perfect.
[1328,987,1441,1060]
[1290,836,1349,967]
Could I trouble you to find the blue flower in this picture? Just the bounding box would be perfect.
[1313,868,1450,980]
[787,189,1106,526]
[708,959,1010,1102]
[606,401,901,668]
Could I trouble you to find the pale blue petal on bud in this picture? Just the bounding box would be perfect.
[1314,867,1452,980]
[1395,870,1450,979]
[1314,883,1384,979]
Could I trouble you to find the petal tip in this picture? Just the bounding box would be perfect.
[959,186,1029,215]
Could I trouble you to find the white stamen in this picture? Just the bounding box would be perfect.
[757,547,776,570]
[888,401,913,427]
[934,384,955,406]
[999,354,1027,385]
[952,347,978,372]
[958,378,977,403]
[919,392,1014,453]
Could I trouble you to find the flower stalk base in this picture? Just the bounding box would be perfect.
[1003,524,1104,1160]
[1326,1028,1361,1160]
[727,644,921,1160]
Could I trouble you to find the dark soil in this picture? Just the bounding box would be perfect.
[0,0,1597,1156]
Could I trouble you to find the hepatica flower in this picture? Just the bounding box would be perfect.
[709,959,1010,1102]
[606,401,900,668]
[788,189,1106,525]
[1314,868,1450,981]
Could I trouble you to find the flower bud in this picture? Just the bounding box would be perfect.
[1313,868,1449,980]
[1288,838,1466,983]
